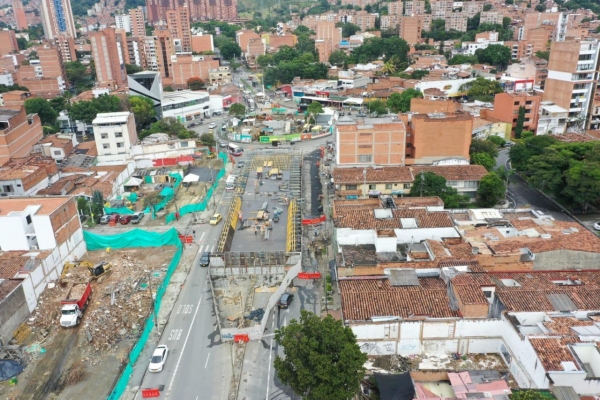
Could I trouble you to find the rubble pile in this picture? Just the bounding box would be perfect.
[69,284,87,300]
[28,284,70,327]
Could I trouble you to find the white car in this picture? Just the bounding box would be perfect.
[594,222,600,231]
[209,122,217,129]
[149,345,169,372]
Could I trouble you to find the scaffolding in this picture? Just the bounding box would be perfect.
[217,195,242,252]
[287,152,302,252]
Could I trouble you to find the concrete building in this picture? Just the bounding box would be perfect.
[129,6,146,39]
[399,16,422,46]
[115,14,131,32]
[445,12,468,32]
[404,0,426,16]
[126,36,146,69]
[152,28,174,82]
[12,0,28,31]
[482,92,541,137]
[90,28,126,89]
[170,54,219,89]
[315,21,341,63]
[0,107,43,166]
[191,34,214,53]
[161,90,210,122]
[55,35,77,63]
[208,66,231,86]
[336,116,407,166]
[40,0,76,40]
[128,70,163,114]
[35,133,77,162]
[536,101,568,135]
[479,11,502,25]
[400,112,473,165]
[245,37,265,70]
[353,11,377,32]
[430,0,452,18]
[92,112,137,165]
[543,39,600,131]
[0,30,18,56]
[167,7,192,53]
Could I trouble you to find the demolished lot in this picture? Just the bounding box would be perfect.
[2,246,177,400]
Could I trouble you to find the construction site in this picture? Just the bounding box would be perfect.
[0,246,184,400]
[210,151,303,338]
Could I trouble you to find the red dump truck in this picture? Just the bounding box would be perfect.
[59,282,92,328]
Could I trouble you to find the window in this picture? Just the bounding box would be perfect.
[525,101,532,105]
[53,150,61,156]
[358,155,372,162]
[404,183,411,189]
[26,215,32,225]
[181,141,189,148]
[115,132,123,138]
[116,142,124,148]
[465,181,479,188]
[514,101,519,106]
[483,290,493,298]
[102,144,109,149]
[101,134,108,139]
[385,184,392,189]
[346,185,357,190]
[447,180,459,186]
[368,184,376,190]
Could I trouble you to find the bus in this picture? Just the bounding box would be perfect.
[228,143,243,156]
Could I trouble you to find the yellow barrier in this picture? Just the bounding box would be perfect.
[286,199,296,252]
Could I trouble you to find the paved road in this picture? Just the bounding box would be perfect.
[134,189,236,400]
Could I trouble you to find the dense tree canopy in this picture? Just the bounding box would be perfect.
[274,311,367,400]
[125,64,143,75]
[69,95,123,124]
[187,77,205,91]
[470,138,499,158]
[410,172,470,208]
[229,103,246,117]
[126,96,156,131]
[459,77,503,102]
[475,44,512,70]
[387,89,423,113]
[367,100,388,116]
[64,61,94,93]
[471,152,496,171]
[328,50,348,67]
[307,101,324,123]
[347,37,410,67]
[140,117,193,140]
[477,172,505,207]
[25,98,58,126]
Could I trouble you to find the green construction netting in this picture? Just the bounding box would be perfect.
[103,207,135,215]
[128,193,138,203]
[165,167,226,224]
[91,228,183,400]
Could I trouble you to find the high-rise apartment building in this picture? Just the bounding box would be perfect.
[115,14,131,32]
[403,0,426,16]
[126,36,146,69]
[129,6,146,38]
[0,107,43,166]
[543,39,600,131]
[0,30,18,57]
[315,21,341,63]
[152,28,174,82]
[40,0,76,40]
[15,45,66,97]
[55,34,77,62]
[167,7,191,53]
[147,0,237,23]
[90,28,126,89]
[12,0,28,30]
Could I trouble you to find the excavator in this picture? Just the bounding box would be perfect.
[60,261,112,283]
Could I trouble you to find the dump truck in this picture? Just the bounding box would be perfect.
[60,282,92,328]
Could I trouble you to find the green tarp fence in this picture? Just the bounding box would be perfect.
[128,193,138,203]
[144,173,183,219]
[86,228,183,400]
[103,207,135,215]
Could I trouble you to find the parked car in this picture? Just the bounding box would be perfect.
[237,161,245,168]
[200,252,211,267]
[120,215,133,225]
[131,213,144,224]
[357,112,366,117]
[155,182,174,191]
[148,345,169,372]
[503,142,515,147]
[209,213,222,225]
[594,222,600,231]
[277,293,294,309]
[209,122,217,129]
[219,141,228,148]
[100,214,111,224]
[108,214,120,224]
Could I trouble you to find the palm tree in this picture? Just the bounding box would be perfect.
[382,61,396,76]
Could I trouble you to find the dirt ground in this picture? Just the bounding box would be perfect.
[1,246,177,400]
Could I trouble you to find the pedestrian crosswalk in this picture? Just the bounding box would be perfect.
[197,244,216,254]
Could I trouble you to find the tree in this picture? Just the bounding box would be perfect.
[448,54,478,65]
[229,103,246,117]
[510,391,549,400]
[477,172,504,207]
[199,132,216,147]
[25,98,58,126]
[77,197,90,216]
[367,100,388,116]
[410,172,470,208]
[514,106,526,139]
[328,50,347,67]
[534,51,549,61]
[338,22,360,37]
[470,138,499,158]
[48,96,69,114]
[381,61,396,75]
[486,135,506,147]
[187,77,205,91]
[471,152,496,171]
[64,61,93,93]
[219,40,242,60]
[17,37,28,50]
[91,190,104,221]
[387,89,423,113]
[125,64,143,74]
[274,310,367,400]
[307,101,324,123]
[475,44,512,70]
[459,77,503,102]
[127,96,156,131]
[140,117,192,140]
[69,94,123,124]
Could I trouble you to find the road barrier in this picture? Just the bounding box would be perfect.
[298,272,322,279]
[141,388,161,398]
[234,334,250,343]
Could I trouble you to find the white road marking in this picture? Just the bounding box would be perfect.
[283,317,287,327]
[168,291,204,392]
[204,352,210,368]
[200,232,206,242]
[265,318,275,400]
[211,244,215,252]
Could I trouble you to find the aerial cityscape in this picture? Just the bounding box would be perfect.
[0,0,599,399]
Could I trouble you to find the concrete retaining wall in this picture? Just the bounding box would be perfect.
[0,284,29,344]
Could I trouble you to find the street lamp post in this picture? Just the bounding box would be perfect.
[147,272,159,331]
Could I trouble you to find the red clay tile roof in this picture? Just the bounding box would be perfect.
[454,284,488,305]
[0,197,71,216]
[0,279,20,301]
[333,166,414,184]
[529,338,580,372]
[411,165,488,182]
[543,317,595,335]
[334,208,455,230]
[339,276,458,320]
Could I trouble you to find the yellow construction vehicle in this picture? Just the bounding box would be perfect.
[87,261,112,280]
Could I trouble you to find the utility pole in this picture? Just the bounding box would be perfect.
[419,171,424,197]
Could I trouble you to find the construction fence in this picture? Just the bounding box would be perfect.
[82,228,183,400]
[165,152,228,223]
